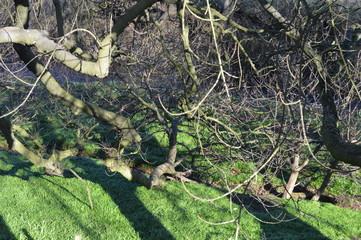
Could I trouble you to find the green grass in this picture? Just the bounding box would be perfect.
[0,149,360,240]
[306,170,361,196]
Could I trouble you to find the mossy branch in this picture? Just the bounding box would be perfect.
[0,117,78,176]
[103,158,185,189]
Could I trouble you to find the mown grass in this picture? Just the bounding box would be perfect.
[0,149,360,240]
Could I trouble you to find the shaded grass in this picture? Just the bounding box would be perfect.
[0,149,360,240]
[254,198,361,240]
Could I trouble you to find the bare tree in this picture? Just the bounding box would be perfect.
[0,0,359,200]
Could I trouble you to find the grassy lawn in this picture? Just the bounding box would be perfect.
[0,149,360,240]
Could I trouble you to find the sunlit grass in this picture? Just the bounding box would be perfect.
[1,149,360,240]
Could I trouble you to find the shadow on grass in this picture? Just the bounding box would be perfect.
[0,215,16,240]
[21,228,35,240]
[231,193,332,240]
[71,157,176,240]
[0,151,109,239]
[0,153,175,239]
[257,211,332,240]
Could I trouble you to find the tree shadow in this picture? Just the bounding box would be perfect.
[0,155,41,180]
[0,111,175,239]
[231,193,333,240]
[21,228,35,240]
[70,157,175,240]
[0,152,174,239]
[0,150,114,239]
[0,215,16,240]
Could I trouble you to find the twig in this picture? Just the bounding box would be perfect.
[64,167,94,210]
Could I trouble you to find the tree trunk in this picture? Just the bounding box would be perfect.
[311,160,338,201]
[283,154,301,199]
[166,119,178,164]
[320,92,361,167]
